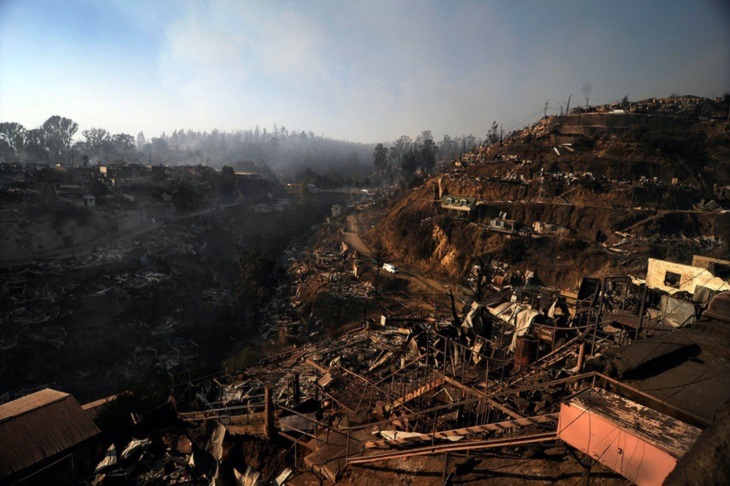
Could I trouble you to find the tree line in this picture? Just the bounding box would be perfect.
[1,115,507,182]
[0,116,374,179]
[372,124,504,180]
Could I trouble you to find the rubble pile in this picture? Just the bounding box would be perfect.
[169,269,687,483]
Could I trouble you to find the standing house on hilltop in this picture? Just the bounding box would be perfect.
[441,195,476,219]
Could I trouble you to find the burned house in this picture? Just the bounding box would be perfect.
[489,212,518,234]
[441,195,476,218]
[532,221,570,238]
[55,184,95,208]
[0,389,101,485]
[647,257,729,296]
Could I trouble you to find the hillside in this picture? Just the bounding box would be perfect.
[365,96,730,290]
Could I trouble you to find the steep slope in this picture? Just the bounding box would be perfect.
[366,97,730,290]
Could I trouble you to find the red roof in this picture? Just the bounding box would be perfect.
[0,389,100,478]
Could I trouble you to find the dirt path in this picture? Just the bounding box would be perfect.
[344,213,371,257]
[345,211,471,307]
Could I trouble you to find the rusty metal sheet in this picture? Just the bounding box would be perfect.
[0,389,100,477]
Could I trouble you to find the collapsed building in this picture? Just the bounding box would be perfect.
[68,224,729,484]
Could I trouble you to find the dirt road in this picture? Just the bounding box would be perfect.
[344,212,471,306]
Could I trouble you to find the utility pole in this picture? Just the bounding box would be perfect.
[500,124,503,143]
[566,95,572,115]
[544,100,549,118]
[585,97,589,110]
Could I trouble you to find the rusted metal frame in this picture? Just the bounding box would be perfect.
[278,427,317,443]
[277,405,353,443]
[339,366,411,414]
[365,413,559,449]
[592,279,607,352]
[346,432,557,464]
[318,386,358,415]
[178,401,266,420]
[354,377,371,413]
[495,372,596,400]
[387,376,447,412]
[485,331,586,393]
[433,331,512,365]
[436,373,524,420]
[365,384,378,418]
[346,372,598,432]
[374,353,426,387]
[450,341,458,377]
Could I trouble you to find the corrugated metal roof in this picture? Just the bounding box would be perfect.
[0,388,100,478]
[0,389,68,421]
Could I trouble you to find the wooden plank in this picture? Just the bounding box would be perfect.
[365,413,559,449]
[387,376,446,412]
[348,432,557,464]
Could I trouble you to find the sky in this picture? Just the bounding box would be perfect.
[1,0,729,144]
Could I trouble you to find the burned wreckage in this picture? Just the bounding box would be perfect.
[67,257,730,485]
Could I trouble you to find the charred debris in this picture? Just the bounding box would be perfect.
[0,162,357,404]
[1,97,730,485]
[55,208,729,484]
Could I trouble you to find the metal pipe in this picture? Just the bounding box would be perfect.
[576,341,586,373]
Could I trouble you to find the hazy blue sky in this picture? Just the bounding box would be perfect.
[1,0,728,143]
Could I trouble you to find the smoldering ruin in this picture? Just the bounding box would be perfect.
[1,94,730,486]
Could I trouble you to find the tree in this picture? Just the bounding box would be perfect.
[486,121,500,145]
[110,133,136,162]
[0,122,26,163]
[41,115,78,165]
[373,143,388,174]
[24,128,48,163]
[417,131,437,173]
[136,131,146,150]
[82,127,111,148]
[401,147,417,176]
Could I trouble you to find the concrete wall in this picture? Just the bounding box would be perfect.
[647,258,728,295]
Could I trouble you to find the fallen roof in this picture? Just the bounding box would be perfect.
[0,389,101,478]
[611,319,730,425]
